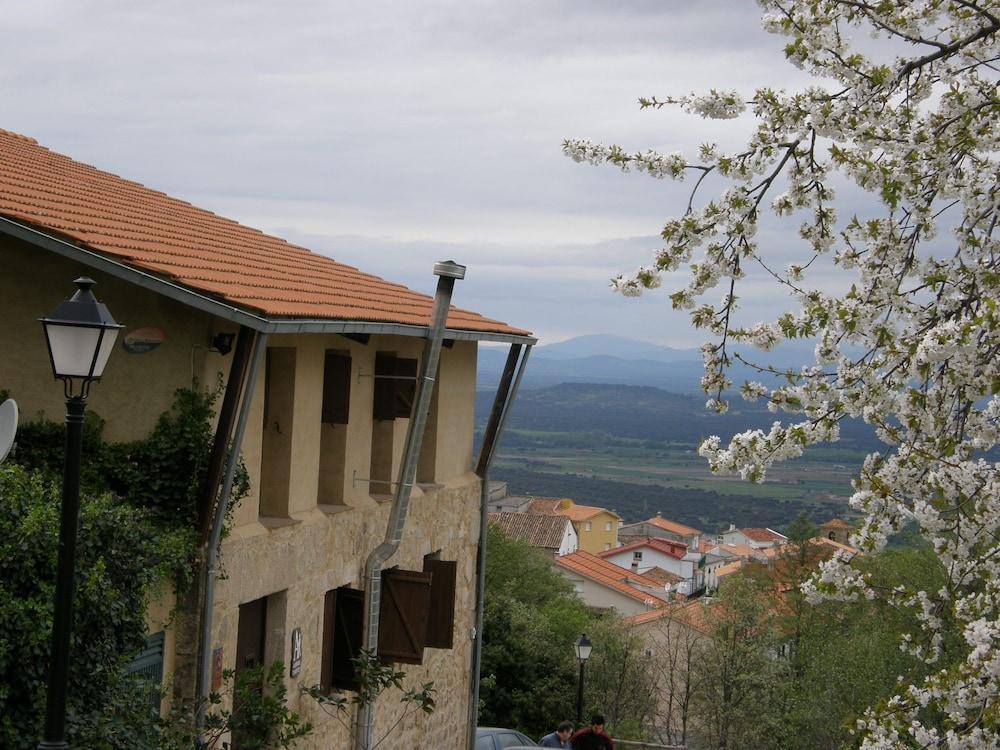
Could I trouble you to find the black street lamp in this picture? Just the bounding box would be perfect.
[38,278,122,750]
[574,633,593,725]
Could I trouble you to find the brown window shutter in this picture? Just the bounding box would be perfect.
[373,353,397,421]
[423,558,457,649]
[393,358,418,418]
[320,590,336,690]
[321,352,352,425]
[330,587,364,691]
[378,568,432,664]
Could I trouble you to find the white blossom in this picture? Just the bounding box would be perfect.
[567,0,1000,745]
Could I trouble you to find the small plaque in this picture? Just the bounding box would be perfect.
[289,628,302,678]
[122,326,165,354]
[211,646,224,691]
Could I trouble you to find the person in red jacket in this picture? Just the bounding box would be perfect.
[570,714,614,750]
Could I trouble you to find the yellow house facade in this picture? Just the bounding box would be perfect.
[0,129,534,749]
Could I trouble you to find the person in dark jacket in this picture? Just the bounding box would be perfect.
[539,720,575,747]
[570,714,614,750]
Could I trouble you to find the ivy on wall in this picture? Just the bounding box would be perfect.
[0,383,250,748]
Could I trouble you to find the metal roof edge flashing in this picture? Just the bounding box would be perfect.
[0,217,536,345]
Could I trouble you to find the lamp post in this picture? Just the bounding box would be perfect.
[574,633,593,725]
[38,278,122,750]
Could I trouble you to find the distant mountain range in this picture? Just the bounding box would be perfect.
[477,334,821,393]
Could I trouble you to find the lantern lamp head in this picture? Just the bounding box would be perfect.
[40,278,123,398]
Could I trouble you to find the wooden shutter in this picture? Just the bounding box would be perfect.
[423,558,457,649]
[378,568,432,664]
[321,352,352,425]
[393,358,418,418]
[373,353,397,420]
[330,587,364,691]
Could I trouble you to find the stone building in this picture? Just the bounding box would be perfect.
[0,129,534,749]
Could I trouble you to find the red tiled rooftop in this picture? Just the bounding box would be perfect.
[0,129,529,335]
[625,600,711,632]
[599,537,689,561]
[740,527,788,543]
[646,516,702,537]
[558,504,620,522]
[556,551,667,606]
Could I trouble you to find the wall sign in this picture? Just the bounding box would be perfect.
[211,646,224,691]
[122,326,165,354]
[289,627,302,678]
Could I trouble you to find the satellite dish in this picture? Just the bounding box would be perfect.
[0,399,18,465]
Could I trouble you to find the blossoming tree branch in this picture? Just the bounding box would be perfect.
[565,2,998,747]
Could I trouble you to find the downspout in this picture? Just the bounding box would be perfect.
[197,326,255,543]
[194,330,268,733]
[466,343,532,749]
[355,260,465,750]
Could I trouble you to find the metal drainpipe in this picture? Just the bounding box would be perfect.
[194,331,268,734]
[465,344,531,749]
[355,260,465,750]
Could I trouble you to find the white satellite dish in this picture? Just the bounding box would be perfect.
[0,399,18,465]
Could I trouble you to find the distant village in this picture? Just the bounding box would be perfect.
[488,480,857,613]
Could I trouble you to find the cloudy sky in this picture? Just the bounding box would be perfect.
[4,0,819,347]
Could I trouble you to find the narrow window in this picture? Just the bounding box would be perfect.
[260,347,296,518]
[605,522,612,532]
[423,555,457,649]
[318,351,351,507]
[584,522,592,532]
[633,551,643,561]
[370,353,419,495]
[321,587,365,691]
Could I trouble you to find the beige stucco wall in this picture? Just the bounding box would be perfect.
[574,510,621,554]
[0,236,226,441]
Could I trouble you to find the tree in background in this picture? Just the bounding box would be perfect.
[688,574,788,750]
[480,526,659,739]
[565,2,998,745]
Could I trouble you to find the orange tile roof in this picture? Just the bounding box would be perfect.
[599,537,689,561]
[810,536,860,556]
[556,551,667,606]
[488,511,569,550]
[526,497,572,515]
[625,600,711,632]
[822,518,853,529]
[646,516,702,537]
[640,566,682,586]
[558,504,620,522]
[740,527,788,543]
[715,560,743,578]
[0,129,529,336]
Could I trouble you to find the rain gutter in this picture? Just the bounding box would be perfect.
[466,342,532,749]
[354,260,465,750]
[0,218,535,345]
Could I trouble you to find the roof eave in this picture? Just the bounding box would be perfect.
[0,216,537,346]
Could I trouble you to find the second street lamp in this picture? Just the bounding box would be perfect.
[574,633,593,725]
[38,277,122,750]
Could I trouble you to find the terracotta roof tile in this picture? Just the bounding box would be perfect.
[558,504,620,522]
[556,551,667,606]
[822,518,853,529]
[526,498,572,515]
[646,516,702,537]
[599,537,689,560]
[488,512,569,551]
[739,527,788,543]
[625,600,711,632]
[639,566,682,586]
[0,129,529,335]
